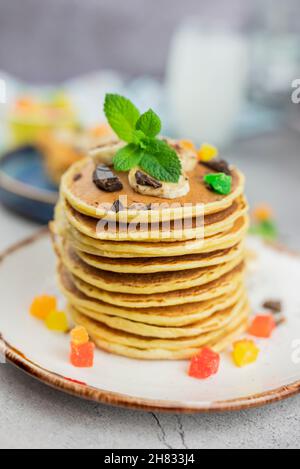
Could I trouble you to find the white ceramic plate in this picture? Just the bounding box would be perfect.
[1,230,300,413]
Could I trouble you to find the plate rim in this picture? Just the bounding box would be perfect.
[0,150,58,205]
[1,228,300,414]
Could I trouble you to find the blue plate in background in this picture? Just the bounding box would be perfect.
[0,146,58,224]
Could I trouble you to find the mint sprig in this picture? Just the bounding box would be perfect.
[104,94,181,183]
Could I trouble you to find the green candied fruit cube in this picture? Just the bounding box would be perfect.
[204,173,232,195]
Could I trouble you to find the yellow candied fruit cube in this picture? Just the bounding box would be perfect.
[232,340,260,368]
[198,143,219,162]
[252,204,274,222]
[71,326,89,346]
[30,295,57,320]
[179,139,197,152]
[45,311,69,333]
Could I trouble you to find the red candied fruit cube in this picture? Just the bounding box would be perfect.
[70,342,95,368]
[188,347,220,380]
[248,314,276,338]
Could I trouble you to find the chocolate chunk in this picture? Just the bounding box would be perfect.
[201,159,231,176]
[111,199,125,213]
[135,171,162,189]
[263,300,282,314]
[73,173,82,182]
[93,164,123,192]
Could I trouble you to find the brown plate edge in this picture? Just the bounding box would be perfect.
[0,227,300,414]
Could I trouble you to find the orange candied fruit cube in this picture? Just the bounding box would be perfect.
[30,295,57,320]
[232,340,260,368]
[89,123,112,138]
[197,143,219,162]
[71,326,89,346]
[15,97,37,111]
[248,314,276,339]
[70,342,95,368]
[179,139,197,152]
[188,347,220,380]
[252,204,274,222]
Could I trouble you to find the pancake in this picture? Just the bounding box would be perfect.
[69,304,249,359]
[76,242,245,274]
[61,157,245,223]
[57,239,245,294]
[87,319,248,360]
[69,263,245,308]
[61,196,248,242]
[71,293,247,339]
[57,215,249,258]
[58,264,246,326]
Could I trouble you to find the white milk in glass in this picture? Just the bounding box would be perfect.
[166,22,248,147]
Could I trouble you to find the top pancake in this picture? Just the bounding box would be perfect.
[61,157,245,223]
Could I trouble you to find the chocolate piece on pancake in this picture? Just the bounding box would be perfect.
[93,164,123,192]
[202,159,231,176]
[135,171,162,189]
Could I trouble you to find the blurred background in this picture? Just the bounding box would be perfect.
[0,0,299,247]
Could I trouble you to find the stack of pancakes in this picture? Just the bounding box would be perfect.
[51,155,250,360]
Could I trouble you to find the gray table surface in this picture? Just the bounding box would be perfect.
[0,130,300,449]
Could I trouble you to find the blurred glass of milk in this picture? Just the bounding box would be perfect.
[166,19,249,147]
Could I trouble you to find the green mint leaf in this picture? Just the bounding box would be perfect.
[132,129,145,145]
[204,173,232,195]
[136,109,162,138]
[140,139,182,183]
[113,144,143,172]
[104,94,140,143]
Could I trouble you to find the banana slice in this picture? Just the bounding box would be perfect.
[180,149,197,172]
[128,168,190,199]
[89,138,125,166]
[164,138,197,172]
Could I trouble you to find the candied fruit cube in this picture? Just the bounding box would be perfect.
[204,173,232,195]
[71,326,89,346]
[70,342,95,368]
[198,143,219,162]
[180,139,196,152]
[188,347,220,380]
[249,219,278,242]
[248,314,276,338]
[89,123,112,138]
[232,340,260,367]
[16,97,36,110]
[252,204,273,222]
[30,295,57,320]
[45,311,69,332]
